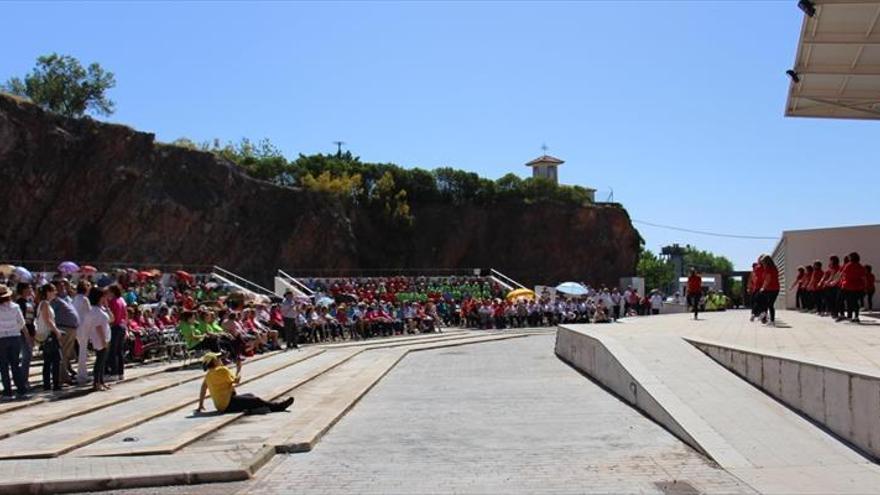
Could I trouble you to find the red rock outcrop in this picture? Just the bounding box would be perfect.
[0,94,641,287]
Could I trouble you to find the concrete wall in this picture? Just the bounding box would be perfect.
[777,225,880,309]
[691,338,880,461]
[554,326,707,457]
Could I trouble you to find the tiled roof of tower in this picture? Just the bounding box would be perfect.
[785,0,880,120]
[525,155,565,167]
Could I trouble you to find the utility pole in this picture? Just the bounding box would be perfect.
[333,141,345,157]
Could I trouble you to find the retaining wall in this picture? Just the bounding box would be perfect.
[690,338,880,461]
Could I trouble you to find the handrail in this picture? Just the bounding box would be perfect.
[276,269,314,296]
[211,266,274,296]
[490,268,526,290]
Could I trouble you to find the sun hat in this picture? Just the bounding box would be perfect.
[0,285,11,299]
[201,352,222,366]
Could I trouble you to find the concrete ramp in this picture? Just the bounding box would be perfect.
[556,324,880,494]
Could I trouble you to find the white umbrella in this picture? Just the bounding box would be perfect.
[556,281,589,296]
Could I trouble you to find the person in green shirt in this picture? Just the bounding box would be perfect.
[177,310,206,350]
[198,309,226,336]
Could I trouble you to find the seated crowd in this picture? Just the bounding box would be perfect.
[0,267,680,399]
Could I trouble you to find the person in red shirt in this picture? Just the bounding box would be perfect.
[839,252,867,323]
[686,268,702,320]
[790,266,805,310]
[801,265,814,311]
[758,256,780,325]
[865,265,875,311]
[749,258,766,321]
[808,261,824,314]
[823,256,843,319]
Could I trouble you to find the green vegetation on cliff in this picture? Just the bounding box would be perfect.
[170,137,598,220]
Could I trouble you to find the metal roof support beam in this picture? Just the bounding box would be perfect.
[812,0,880,5]
[799,96,880,116]
[802,32,880,44]
[795,64,880,75]
[794,88,880,99]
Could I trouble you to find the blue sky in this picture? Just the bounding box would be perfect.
[2,1,877,270]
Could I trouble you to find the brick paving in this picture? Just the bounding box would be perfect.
[95,334,754,494]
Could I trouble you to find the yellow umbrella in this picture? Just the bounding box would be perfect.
[0,264,14,277]
[506,288,535,301]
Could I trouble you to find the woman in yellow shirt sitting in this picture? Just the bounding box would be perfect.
[196,352,293,415]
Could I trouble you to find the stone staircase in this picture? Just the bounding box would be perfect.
[0,330,530,494]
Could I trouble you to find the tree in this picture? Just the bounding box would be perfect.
[683,246,734,274]
[2,53,116,118]
[637,250,675,293]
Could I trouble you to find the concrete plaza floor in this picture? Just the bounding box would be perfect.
[98,335,752,495]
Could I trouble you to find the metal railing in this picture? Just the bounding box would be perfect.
[276,267,480,278]
[490,268,526,291]
[211,266,275,297]
[276,269,314,296]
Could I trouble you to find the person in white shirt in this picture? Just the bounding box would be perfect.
[85,287,111,391]
[72,281,92,386]
[0,284,29,399]
[649,291,664,315]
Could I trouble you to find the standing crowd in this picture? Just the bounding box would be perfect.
[787,252,874,323]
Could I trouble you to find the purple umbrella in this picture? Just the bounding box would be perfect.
[13,266,33,282]
[58,261,80,274]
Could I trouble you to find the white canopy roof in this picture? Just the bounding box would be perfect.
[785,0,880,119]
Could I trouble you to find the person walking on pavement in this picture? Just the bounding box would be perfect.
[686,268,702,321]
[280,290,299,349]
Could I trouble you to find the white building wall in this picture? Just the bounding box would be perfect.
[776,225,880,309]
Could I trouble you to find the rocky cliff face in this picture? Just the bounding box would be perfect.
[0,94,641,287]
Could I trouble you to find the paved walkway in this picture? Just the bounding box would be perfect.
[661,309,880,373]
[242,335,749,494]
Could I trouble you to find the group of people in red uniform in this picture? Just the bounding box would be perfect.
[746,255,781,325]
[788,252,873,323]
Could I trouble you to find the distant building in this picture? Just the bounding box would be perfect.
[525,154,564,184]
[524,153,596,202]
[770,224,880,309]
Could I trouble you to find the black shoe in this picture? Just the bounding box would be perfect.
[270,397,294,412]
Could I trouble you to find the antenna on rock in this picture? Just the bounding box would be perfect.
[606,188,614,202]
[333,141,346,157]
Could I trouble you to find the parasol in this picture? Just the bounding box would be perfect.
[58,261,80,274]
[555,282,589,297]
[505,288,535,301]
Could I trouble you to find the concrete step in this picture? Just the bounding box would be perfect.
[181,349,407,456]
[0,348,324,459]
[73,348,362,457]
[317,330,469,348]
[0,349,318,441]
[0,451,255,495]
[184,334,529,457]
[0,333,533,494]
[273,349,408,452]
[0,356,202,416]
